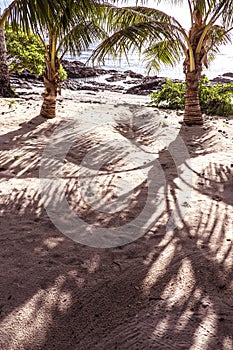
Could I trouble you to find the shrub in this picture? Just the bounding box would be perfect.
[5,24,67,81]
[149,76,233,116]
[5,24,46,76]
[150,78,185,109]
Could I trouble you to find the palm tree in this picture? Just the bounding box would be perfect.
[91,1,233,125]
[37,0,106,119]
[0,0,67,97]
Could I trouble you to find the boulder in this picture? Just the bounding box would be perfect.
[126,78,166,95]
[222,72,233,78]
[105,74,127,82]
[62,60,99,78]
[124,70,144,79]
[211,75,233,84]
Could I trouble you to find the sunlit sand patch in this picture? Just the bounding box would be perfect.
[142,239,177,296]
[0,275,83,350]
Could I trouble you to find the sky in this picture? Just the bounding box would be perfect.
[0,0,190,28]
[0,0,8,9]
[126,0,191,28]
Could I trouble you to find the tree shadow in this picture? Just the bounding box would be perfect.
[0,106,232,350]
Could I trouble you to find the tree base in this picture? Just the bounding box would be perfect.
[0,86,15,98]
[40,94,56,119]
[40,112,56,119]
[183,113,204,126]
[184,120,204,126]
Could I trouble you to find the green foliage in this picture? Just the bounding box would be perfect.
[198,76,233,116]
[59,65,67,81]
[149,78,185,109]
[162,121,168,127]
[149,77,233,116]
[7,100,16,109]
[5,24,46,76]
[5,25,67,81]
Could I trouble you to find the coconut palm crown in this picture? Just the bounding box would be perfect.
[36,0,107,119]
[0,0,67,97]
[1,1,108,117]
[92,0,233,125]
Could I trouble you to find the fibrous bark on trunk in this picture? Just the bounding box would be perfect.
[0,26,14,97]
[183,12,208,125]
[184,68,203,125]
[40,75,58,119]
[40,51,61,119]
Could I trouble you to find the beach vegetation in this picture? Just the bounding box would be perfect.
[5,24,45,76]
[150,76,233,116]
[5,24,68,81]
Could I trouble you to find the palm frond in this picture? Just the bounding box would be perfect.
[1,0,67,30]
[206,24,232,56]
[90,19,176,65]
[57,20,107,58]
[144,39,183,73]
[90,3,188,65]
[98,4,186,33]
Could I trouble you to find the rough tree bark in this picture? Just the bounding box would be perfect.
[183,12,207,125]
[184,57,203,125]
[0,26,14,97]
[40,51,61,119]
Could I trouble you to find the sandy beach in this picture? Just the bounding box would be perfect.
[0,85,233,349]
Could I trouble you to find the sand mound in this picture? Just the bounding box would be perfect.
[0,89,233,349]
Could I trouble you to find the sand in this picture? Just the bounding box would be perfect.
[0,86,233,350]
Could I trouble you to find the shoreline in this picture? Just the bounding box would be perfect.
[9,60,233,100]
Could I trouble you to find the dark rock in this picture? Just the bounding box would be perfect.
[9,59,186,96]
[105,74,126,82]
[211,76,233,84]
[62,78,124,93]
[12,69,39,81]
[123,79,142,85]
[10,77,35,90]
[124,70,144,79]
[142,75,159,82]
[85,81,124,92]
[62,59,98,78]
[62,78,100,92]
[62,79,81,90]
[62,60,147,82]
[62,61,118,78]
[11,69,44,92]
[126,78,165,95]
[222,72,233,78]
[96,68,118,75]
[78,85,100,92]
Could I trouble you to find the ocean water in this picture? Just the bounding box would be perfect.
[71,43,233,81]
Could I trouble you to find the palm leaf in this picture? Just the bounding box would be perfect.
[90,4,187,65]
[58,20,107,58]
[144,39,183,73]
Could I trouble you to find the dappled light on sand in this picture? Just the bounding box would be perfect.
[0,93,233,349]
[0,275,82,350]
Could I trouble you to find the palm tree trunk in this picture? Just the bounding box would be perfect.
[40,56,61,119]
[0,26,14,97]
[184,68,203,125]
[40,76,57,118]
[183,16,206,126]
